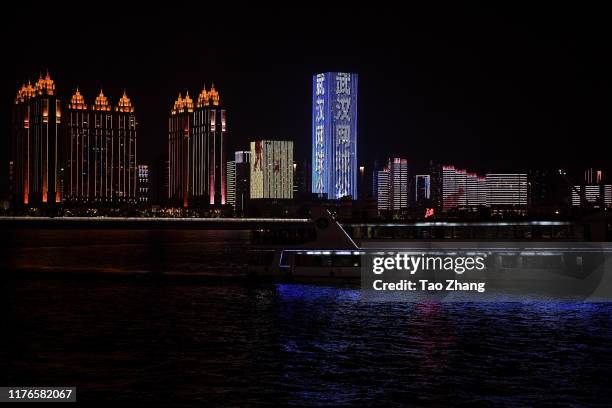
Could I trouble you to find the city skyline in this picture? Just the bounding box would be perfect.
[3,5,611,200]
[6,69,610,218]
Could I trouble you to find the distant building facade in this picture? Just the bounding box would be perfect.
[226,160,236,208]
[440,166,527,213]
[312,72,358,199]
[250,140,293,199]
[442,165,468,211]
[485,173,528,208]
[388,158,408,210]
[571,185,612,209]
[441,165,487,211]
[376,158,408,212]
[168,85,227,208]
[376,167,390,211]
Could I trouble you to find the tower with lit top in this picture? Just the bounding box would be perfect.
[169,84,227,208]
[65,88,137,203]
[11,72,62,207]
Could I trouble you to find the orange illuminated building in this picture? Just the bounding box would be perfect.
[65,89,138,203]
[11,71,138,208]
[11,72,62,207]
[168,84,227,208]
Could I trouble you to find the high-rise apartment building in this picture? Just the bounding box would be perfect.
[388,158,408,210]
[168,85,227,208]
[376,158,408,212]
[65,89,137,203]
[485,173,528,207]
[11,72,62,207]
[376,168,390,211]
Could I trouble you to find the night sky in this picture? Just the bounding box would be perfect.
[2,5,610,195]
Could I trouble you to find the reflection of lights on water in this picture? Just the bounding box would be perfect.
[275,284,360,302]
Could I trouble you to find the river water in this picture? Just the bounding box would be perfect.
[1,229,611,406]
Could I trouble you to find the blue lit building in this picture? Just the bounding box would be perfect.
[311,72,358,199]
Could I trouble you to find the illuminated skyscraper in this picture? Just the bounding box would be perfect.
[168,84,227,208]
[113,91,138,201]
[250,140,293,199]
[377,158,408,212]
[65,89,137,203]
[11,72,62,207]
[312,72,358,200]
[389,158,408,210]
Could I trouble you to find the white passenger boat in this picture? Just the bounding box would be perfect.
[248,208,612,298]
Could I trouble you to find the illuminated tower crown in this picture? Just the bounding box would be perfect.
[93,90,111,111]
[25,82,36,98]
[116,91,134,113]
[197,86,209,107]
[209,83,220,106]
[15,81,36,104]
[171,93,184,115]
[35,72,55,96]
[14,84,26,104]
[69,88,87,110]
[183,91,194,112]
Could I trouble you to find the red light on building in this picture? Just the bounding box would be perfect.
[425,208,434,218]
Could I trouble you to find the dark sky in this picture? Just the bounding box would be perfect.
[2,4,610,194]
